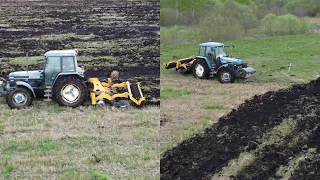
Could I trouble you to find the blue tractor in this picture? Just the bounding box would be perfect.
[0,50,145,109]
[0,50,88,109]
[164,42,256,83]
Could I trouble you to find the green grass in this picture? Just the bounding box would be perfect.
[160,87,192,99]
[204,103,224,110]
[161,33,320,83]
[0,101,160,179]
[3,139,59,155]
[91,171,109,180]
[2,156,13,179]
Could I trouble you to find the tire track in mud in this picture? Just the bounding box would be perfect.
[160,79,320,179]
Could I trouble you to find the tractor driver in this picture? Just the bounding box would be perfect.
[100,70,120,95]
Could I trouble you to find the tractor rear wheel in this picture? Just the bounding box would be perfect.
[218,69,235,84]
[53,76,87,108]
[6,87,33,109]
[192,59,209,79]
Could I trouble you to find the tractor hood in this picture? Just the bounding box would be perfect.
[220,57,243,65]
[8,70,43,79]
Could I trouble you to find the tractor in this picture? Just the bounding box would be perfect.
[0,49,145,109]
[164,42,256,83]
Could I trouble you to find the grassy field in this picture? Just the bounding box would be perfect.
[160,33,320,153]
[0,99,159,179]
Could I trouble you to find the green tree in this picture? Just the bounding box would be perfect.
[179,0,209,18]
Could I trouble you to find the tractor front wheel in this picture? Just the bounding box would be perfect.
[6,87,33,109]
[54,76,87,108]
[218,69,235,84]
[192,59,209,79]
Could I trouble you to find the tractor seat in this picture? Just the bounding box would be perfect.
[208,53,220,69]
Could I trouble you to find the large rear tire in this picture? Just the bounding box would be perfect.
[53,76,87,108]
[218,69,235,84]
[192,59,209,79]
[6,87,33,109]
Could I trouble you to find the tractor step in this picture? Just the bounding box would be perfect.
[44,86,52,101]
[209,68,215,77]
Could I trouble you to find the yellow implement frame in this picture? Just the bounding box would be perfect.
[163,56,195,72]
[89,78,145,106]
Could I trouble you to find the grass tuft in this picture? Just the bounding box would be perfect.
[204,104,224,110]
[91,171,109,180]
[161,87,192,99]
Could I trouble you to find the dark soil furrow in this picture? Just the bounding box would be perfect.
[235,113,320,179]
[160,79,320,179]
[289,124,320,180]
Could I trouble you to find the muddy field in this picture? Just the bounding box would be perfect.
[161,78,320,179]
[0,0,159,105]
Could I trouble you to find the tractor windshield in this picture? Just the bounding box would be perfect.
[215,46,226,57]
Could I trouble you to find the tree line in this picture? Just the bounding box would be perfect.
[160,0,320,26]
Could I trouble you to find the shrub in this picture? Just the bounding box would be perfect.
[221,0,259,31]
[261,13,308,36]
[200,14,245,42]
[261,13,277,35]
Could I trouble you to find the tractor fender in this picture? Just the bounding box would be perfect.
[52,73,85,87]
[15,81,36,97]
[195,56,212,69]
[217,64,235,74]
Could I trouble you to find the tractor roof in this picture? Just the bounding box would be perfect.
[44,50,78,57]
[199,42,224,47]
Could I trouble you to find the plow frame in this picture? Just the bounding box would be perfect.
[163,56,195,73]
[89,78,145,106]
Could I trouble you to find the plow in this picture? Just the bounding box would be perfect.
[164,42,256,83]
[0,49,145,109]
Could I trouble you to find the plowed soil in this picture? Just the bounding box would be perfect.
[0,0,159,105]
[161,78,320,179]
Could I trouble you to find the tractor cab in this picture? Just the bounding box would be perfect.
[7,50,84,89]
[43,50,84,86]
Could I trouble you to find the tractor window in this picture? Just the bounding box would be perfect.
[215,46,226,57]
[44,57,61,86]
[206,47,214,57]
[199,46,206,56]
[45,57,61,72]
[62,57,75,72]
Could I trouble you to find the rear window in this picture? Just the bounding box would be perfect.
[199,46,206,56]
[62,57,75,72]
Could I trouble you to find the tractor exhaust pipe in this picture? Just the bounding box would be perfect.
[26,51,29,72]
[230,43,234,58]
